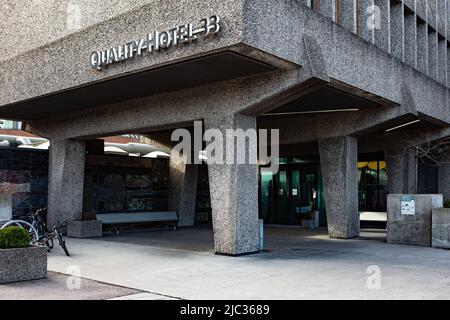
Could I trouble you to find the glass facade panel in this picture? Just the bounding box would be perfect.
[358,160,388,212]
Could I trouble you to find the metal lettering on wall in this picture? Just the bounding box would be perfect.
[90,15,221,70]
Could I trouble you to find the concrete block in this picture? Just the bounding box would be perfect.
[68,220,103,238]
[0,246,47,284]
[387,194,443,247]
[432,208,450,249]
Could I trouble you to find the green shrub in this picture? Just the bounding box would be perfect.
[0,226,30,249]
[444,200,450,209]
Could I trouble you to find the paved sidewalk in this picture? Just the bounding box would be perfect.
[0,272,140,300]
[45,226,450,300]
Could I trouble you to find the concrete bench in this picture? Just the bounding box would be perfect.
[97,211,178,232]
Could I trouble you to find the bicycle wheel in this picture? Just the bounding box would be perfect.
[1,220,39,244]
[55,229,70,256]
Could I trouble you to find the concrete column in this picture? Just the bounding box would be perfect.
[358,0,375,43]
[318,0,337,22]
[428,28,438,80]
[47,139,85,228]
[417,20,428,74]
[338,0,357,33]
[438,165,450,201]
[169,157,198,227]
[204,114,259,255]
[404,10,417,68]
[384,147,418,194]
[389,0,404,61]
[142,133,198,227]
[374,0,391,53]
[319,136,359,239]
[448,45,450,87]
[438,38,447,85]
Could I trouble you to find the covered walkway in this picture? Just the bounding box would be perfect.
[47,226,450,300]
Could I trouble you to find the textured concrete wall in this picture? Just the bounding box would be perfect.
[387,194,443,247]
[319,136,359,239]
[0,0,156,62]
[2,1,448,126]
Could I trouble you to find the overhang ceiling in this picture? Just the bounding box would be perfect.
[264,86,380,115]
[0,51,276,121]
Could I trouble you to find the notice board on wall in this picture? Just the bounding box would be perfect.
[401,195,416,215]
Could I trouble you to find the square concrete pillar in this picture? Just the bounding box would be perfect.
[47,139,85,228]
[417,21,428,75]
[404,10,417,68]
[204,114,259,255]
[389,0,404,61]
[169,158,198,227]
[387,194,443,247]
[374,0,391,53]
[358,0,375,44]
[338,0,357,33]
[317,0,337,22]
[141,132,198,228]
[438,165,450,201]
[319,136,359,239]
[384,147,417,194]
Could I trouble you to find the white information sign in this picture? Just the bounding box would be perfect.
[401,195,415,215]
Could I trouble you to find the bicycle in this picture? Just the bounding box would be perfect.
[0,208,70,256]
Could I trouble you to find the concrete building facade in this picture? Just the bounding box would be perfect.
[0,0,449,255]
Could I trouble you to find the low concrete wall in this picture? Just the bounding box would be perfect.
[0,246,47,284]
[432,208,450,249]
[387,194,443,247]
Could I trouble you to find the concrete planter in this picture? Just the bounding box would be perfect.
[432,208,450,249]
[68,220,103,238]
[387,194,443,247]
[0,246,47,284]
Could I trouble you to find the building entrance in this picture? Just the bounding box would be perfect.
[259,161,326,226]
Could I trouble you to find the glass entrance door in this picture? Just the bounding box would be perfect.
[259,163,321,225]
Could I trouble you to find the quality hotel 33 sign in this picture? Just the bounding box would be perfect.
[90,15,221,70]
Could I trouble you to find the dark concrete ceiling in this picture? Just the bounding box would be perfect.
[0,51,275,121]
[265,85,379,115]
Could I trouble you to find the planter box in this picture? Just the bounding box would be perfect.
[0,246,47,284]
[387,194,443,247]
[432,208,450,249]
[68,220,103,238]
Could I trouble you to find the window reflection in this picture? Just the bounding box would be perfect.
[358,160,388,212]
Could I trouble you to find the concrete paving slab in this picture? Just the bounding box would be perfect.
[47,226,450,300]
[0,271,140,300]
